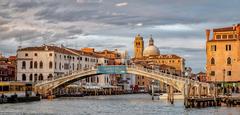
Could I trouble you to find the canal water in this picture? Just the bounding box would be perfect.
[0,94,240,115]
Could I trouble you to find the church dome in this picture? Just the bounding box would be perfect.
[143,35,160,57]
[143,45,160,56]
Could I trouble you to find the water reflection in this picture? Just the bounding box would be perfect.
[0,94,239,115]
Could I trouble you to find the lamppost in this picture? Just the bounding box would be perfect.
[151,80,154,100]
[223,69,226,95]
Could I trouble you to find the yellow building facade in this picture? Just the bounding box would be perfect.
[206,24,240,84]
[134,34,144,59]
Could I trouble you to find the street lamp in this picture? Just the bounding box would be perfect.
[223,69,226,95]
[151,80,155,100]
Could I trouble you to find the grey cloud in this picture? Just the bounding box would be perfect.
[159,47,204,53]
[1,0,240,72]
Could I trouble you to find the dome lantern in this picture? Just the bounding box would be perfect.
[143,35,160,57]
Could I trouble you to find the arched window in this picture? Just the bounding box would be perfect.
[34,74,38,82]
[40,61,43,69]
[48,74,53,80]
[72,63,74,70]
[30,61,33,69]
[34,61,38,69]
[22,74,26,81]
[211,58,215,65]
[227,57,231,65]
[22,61,26,69]
[59,63,61,70]
[39,74,43,81]
[29,74,33,81]
[49,61,53,69]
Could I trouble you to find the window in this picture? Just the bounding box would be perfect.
[216,35,221,39]
[48,74,53,80]
[80,57,82,61]
[227,71,232,76]
[55,62,57,69]
[39,74,43,81]
[228,35,233,39]
[59,63,61,70]
[22,74,26,81]
[227,57,231,65]
[34,61,38,69]
[30,61,33,69]
[210,71,215,76]
[211,58,215,65]
[49,53,52,56]
[72,63,74,70]
[226,44,231,51]
[25,53,28,57]
[40,61,43,69]
[49,61,53,69]
[29,74,33,81]
[222,35,227,39]
[22,61,26,69]
[211,45,217,51]
[34,74,38,82]
[34,53,38,56]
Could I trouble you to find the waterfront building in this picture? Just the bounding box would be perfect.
[0,62,15,81]
[206,24,240,86]
[0,54,16,81]
[80,47,134,90]
[132,34,185,91]
[17,45,83,82]
[16,44,132,89]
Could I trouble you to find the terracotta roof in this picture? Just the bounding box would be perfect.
[0,62,14,67]
[213,26,234,32]
[8,56,16,60]
[160,54,181,59]
[67,48,109,59]
[18,45,78,56]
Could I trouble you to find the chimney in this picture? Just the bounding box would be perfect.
[236,24,240,39]
[44,45,48,51]
[205,29,210,41]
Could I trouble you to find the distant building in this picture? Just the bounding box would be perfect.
[0,55,16,81]
[196,72,206,82]
[0,62,15,81]
[80,47,134,90]
[206,24,240,86]
[132,34,185,91]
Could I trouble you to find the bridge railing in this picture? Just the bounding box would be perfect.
[127,65,208,86]
[35,66,97,86]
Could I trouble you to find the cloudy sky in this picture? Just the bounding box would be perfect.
[0,0,240,72]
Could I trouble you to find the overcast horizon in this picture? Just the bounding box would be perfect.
[0,0,240,73]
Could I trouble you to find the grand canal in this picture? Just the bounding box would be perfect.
[0,94,240,115]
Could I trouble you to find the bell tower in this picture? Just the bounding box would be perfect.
[134,34,144,58]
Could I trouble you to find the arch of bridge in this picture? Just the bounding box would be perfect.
[35,67,188,94]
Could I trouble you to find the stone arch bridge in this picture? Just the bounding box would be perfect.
[34,65,211,98]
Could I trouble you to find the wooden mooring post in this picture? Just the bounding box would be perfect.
[167,85,174,104]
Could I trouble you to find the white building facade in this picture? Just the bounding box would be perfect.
[17,45,116,88]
